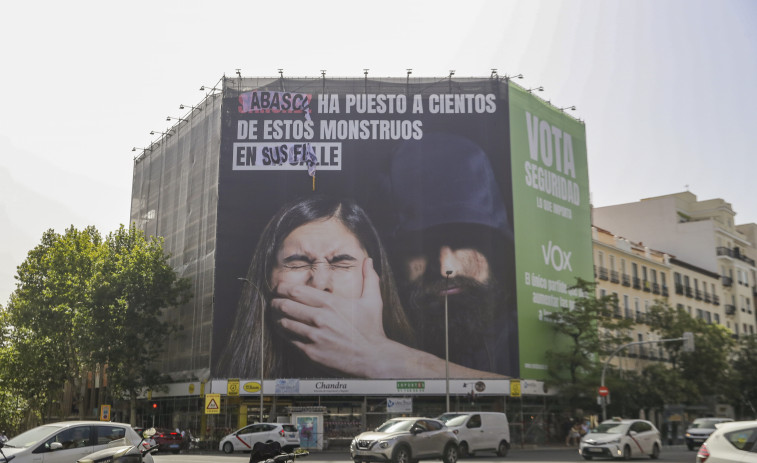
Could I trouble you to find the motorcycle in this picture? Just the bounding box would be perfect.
[76,427,158,463]
[249,442,309,463]
[0,441,16,463]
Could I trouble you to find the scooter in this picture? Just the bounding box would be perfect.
[0,441,16,463]
[249,441,309,463]
[77,427,158,463]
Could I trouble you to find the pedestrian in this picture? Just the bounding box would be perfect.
[0,430,7,443]
[566,421,582,446]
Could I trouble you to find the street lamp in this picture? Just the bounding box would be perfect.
[444,270,453,412]
[238,277,265,423]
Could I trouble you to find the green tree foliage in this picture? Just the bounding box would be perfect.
[2,225,190,423]
[644,302,735,405]
[545,278,635,405]
[728,335,757,418]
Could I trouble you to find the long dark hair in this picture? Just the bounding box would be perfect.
[218,195,413,378]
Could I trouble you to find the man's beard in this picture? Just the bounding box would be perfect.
[401,275,503,366]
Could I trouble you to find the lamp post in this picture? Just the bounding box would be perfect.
[444,270,453,412]
[238,277,265,423]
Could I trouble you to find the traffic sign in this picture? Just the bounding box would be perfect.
[598,386,609,397]
[205,393,221,414]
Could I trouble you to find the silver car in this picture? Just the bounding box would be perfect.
[686,417,733,450]
[351,417,458,463]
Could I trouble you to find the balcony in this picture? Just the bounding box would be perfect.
[675,283,684,295]
[717,246,756,266]
[704,293,711,303]
[722,276,733,287]
[598,266,609,281]
[652,282,661,295]
[622,274,631,287]
[713,294,720,305]
[661,285,669,297]
[635,312,646,323]
[685,286,693,298]
[695,289,703,301]
[610,270,620,284]
[642,280,651,292]
[725,304,736,315]
[633,277,641,290]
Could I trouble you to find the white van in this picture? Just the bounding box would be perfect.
[437,412,510,458]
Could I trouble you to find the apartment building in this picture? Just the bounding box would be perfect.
[593,226,671,369]
[594,191,756,337]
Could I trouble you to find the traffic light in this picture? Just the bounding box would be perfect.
[152,402,158,410]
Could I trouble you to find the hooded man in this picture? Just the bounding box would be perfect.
[384,132,519,377]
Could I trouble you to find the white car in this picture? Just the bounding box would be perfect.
[579,418,661,460]
[696,420,757,463]
[0,421,147,463]
[219,423,299,454]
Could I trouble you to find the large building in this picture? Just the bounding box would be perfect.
[129,75,593,442]
[593,192,756,337]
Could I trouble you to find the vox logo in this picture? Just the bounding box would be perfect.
[541,241,572,271]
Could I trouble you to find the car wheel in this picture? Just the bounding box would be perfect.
[650,443,660,459]
[223,442,234,454]
[621,444,631,460]
[582,456,593,460]
[459,442,469,459]
[496,440,509,457]
[443,443,458,463]
[392,445,412,463]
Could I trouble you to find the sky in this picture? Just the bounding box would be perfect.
[1,0,755,305]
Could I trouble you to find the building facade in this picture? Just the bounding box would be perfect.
[129,75,594,445]
[594,192,756,337]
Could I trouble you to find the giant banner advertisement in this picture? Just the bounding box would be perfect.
[212,78,591,383]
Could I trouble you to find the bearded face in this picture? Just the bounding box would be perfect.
[392,225,509,367]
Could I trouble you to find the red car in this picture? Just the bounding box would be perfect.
[152,428,184,454]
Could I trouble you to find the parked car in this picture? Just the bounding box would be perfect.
[686,418,734,450]
[0,421,147,463]
[579,418,661,460]
[696,420,757,463]
[350,417,458,463]
[219,423,299,454]
[436,412,510,457]
[152,428,183,454]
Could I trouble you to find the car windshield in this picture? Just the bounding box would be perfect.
[376,420,415,433]
[5,425,61,449]
[594,422,630,434]
[691,419,727,429]
[436,414,466,426]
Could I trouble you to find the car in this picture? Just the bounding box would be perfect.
[350,417,459,463]
[696,420,757,463]
[579,418,662,460]
[436,412,510,458]
[219,423,299,454]
[686,418,734,450]
[0,420,148,463]
[152,428,183,454]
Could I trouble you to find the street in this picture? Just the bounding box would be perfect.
[153,446,697,463]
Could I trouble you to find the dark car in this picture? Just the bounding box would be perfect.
[686,417,733,450]
[152,428,183,454]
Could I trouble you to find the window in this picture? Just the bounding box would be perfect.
[597,251,604,267]
[651,269,657,283]
[39,426,92,452]
[96,426,126,445]
[467,415,481,429]
[674,272,682,285]
[624,295,629,309]
[632,263,639,278]
[621,259,626,274]
[661,272,667,286]
[609,255,616,271]
[714,314,720,324]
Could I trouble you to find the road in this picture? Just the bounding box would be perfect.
[153,446,697,463]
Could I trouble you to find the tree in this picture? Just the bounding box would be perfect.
[730,334,757,418]
[88,225,191,424]
[5,226,101,419]
[643,302,735,406]
[3,225,190,423]
[544,278,635,407]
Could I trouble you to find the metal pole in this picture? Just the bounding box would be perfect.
[444,270,452,412]
[238,277,265,423]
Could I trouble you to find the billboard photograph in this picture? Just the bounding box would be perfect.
[212,78,591,382]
